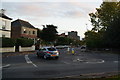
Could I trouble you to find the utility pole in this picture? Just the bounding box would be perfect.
[86,24,88,31]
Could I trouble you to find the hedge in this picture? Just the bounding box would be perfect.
[1,37,34,47]
[16,38,34,47]
[1,37,15,47]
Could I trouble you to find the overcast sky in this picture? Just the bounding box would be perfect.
[1,0,104,39]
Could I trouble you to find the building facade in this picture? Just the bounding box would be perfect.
[68,31,80,40]
[0,13,12,38]
[11,19,37,40]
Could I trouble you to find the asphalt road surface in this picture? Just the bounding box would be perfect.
[2,48,120,79]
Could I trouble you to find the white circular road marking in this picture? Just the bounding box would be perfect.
[73,58,105,64]
[85,59,105,64]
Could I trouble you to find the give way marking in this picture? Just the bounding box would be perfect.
[25,55,37,67]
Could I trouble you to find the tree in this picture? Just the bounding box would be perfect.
[40,24,58,43]
[104,16,120,48]
[89,2,120,32]
[37,28,42,38]
[84,31,103,48]
[86,2,120,49]
[56,37,73,45]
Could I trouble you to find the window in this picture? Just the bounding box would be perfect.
[41,48,46,51]
[2,35,5,37]
[33,31,35,34]
[47,48,56,51]
[29,31,31,34]
[23,29,27,33]
[2,20,6,30]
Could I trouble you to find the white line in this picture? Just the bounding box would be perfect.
[114,61,118,63]
[25,55,37,67]
[25,55,32,63]
[86,60,105,64]
[32,63,37,67]
[0,64,11,68]
[63,61,70,64]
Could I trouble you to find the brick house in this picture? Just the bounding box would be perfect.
[11,19,37,42]
[0,13,12,38]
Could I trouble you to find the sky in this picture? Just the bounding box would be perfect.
[1,0,105,39]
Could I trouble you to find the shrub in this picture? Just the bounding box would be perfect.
[16,38,34,47]
[1,37,15,47]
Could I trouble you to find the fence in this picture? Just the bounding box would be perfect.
[0,45,35,53]
[19,45,35,52]
[0,46,15,53]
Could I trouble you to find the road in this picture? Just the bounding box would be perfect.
[2,48,119,79]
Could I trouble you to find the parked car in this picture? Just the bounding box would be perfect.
[55,45,65,49]
[80,46,86,52]
[36,47,59,59]
[55,45,70,49]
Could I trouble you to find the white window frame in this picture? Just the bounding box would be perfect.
[2,20,6,30]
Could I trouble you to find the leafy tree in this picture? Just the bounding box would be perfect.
[104,16,120,48]
[89,2,120,32]
[40,24,58,43]
[37,28,42,38]
[86,2,120,49]
[56,37,73,45]
[85,31,103,48]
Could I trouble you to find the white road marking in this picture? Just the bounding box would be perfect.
[114,61,118,63]
[25,55,37,67]
[63,61,70,64]
[0,64,11,68]
[32,63,37,67]
[86,60,105,64]
[73,58,84,62]
[25,55,32,63]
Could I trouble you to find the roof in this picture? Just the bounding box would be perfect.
[0,13,12,20]
[12,19,35,28]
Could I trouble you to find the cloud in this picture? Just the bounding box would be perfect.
[2,0,103,2]
[2,1,102,38]
[2,2,88,18]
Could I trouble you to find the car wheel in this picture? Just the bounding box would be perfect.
[37,53,40,58]
[55,56,59,59]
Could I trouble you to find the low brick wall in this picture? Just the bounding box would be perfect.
[0,46,15,53]
[19,45,35,52]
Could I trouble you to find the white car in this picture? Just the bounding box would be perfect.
[36,47,59,59]
[80,46,86,52]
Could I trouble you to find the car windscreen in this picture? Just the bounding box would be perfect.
[81,47,85,49]
[47,48,56,51]
[39,48,46,51]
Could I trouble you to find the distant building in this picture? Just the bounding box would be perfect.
[11,19,37,40]
[0,13,12,38]
[68,31,80,40]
